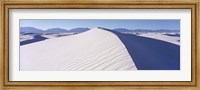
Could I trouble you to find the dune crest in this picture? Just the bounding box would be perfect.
[20,27,137,70]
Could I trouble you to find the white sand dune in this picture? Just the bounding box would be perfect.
[137,33,180,45]
[20,35,34,42]
[20,27,137,70]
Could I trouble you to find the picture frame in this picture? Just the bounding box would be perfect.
[0,0,199,90]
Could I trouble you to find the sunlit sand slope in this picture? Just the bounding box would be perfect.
[20,27,137,70]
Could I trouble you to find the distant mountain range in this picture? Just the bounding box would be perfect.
[20,27,180,33]
[45,28,68,33]
[20,27,44,33]
[20,27,90,33]
[112,28,180,33]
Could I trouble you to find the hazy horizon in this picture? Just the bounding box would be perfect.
[20,19,180,31]
[20,26,180,31]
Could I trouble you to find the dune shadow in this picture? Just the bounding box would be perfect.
[163,33,180,37]
[20,35,48,46]
[104,29,180,70]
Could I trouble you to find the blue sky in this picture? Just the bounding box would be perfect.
[20,19,180,30]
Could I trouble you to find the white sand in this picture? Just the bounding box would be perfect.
[41,33,76,39]
[20,27,137,71]
[137,33,180,45]
[20,35,34,42]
